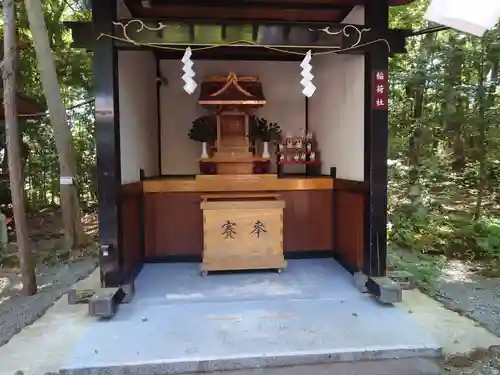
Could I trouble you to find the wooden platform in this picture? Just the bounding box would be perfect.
[120,176,335,263]
[137,175,333,193]
[195,173,278,181]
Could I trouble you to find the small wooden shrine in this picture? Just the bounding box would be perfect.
[71,0,421,307]
[198,73,270,175]
[196,73,287,273]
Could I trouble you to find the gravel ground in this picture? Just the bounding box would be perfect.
[0,256,97,347]
[435,268,500,375]
[441,347,500,374]
[390,250,500,375]
[389,250,500,336]
[435,274,500,337]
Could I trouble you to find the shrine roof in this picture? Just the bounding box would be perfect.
[0,39,46,119]
[198,73,266,106]
[0,92,45,120]
[122,0,416,23]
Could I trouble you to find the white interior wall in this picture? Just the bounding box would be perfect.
[159,60,306,175]
[308,6,365,180]
[118,50,159,183]
[308,54,365,180]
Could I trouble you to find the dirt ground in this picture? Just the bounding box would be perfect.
[390,248,500,375]
[441,347,500,374]
[0,209,98,348]
[0,208,98,268]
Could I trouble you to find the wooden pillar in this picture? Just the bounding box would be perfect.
[155,54,162,174]
[363,0,389,278]
[93,0,123,287]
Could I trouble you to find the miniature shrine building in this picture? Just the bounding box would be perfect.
[67,0,414,297]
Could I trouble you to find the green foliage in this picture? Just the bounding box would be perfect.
[387,1,500,270]
[388,246,447,294]
[188,115,217,143]
[248,115,282,142]
[388,160,500,265]
[0,1,95,210]
[467,218,500,261]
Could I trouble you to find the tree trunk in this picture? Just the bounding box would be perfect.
[443,35,466,172]
[405,32,435,209]
[473,40,498,221]
[23,0,87,249]
[3,0,37,296]
[474,69,486,222]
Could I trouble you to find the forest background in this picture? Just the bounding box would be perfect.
[0,0,499,288]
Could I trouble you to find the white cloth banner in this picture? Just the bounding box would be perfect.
[425,0,500,36]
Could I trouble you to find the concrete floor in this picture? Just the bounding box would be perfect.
[2,259,500,375]
[0,269,100,375]
[59,259,441,374]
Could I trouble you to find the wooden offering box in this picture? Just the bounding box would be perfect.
[200,193,287,274]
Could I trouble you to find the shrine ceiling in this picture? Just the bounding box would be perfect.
[123,0,415,23]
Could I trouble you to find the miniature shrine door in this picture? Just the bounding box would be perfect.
[216,110,249,154]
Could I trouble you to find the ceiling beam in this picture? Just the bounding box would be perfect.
[123,4,349,22]
[127,0,415,5]
[154,47,303,61]
[130,0,353,10]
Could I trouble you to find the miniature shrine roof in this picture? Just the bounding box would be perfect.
[198,73,266,106]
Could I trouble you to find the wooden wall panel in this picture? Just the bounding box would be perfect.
[143,190,333,258]
[125,177,370,273]
[144,192,204,257]
[334,189,364,270]
[280,190,333,252]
